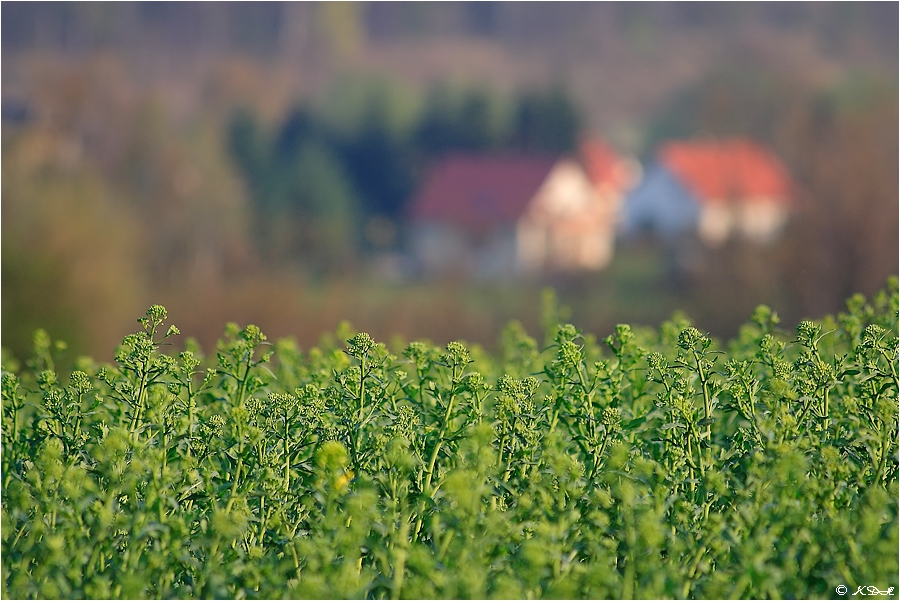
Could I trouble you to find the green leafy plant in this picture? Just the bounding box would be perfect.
[2,280,898,599]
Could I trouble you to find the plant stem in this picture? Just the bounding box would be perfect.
[693,350,712,443]
[391,519,410,600]
[284,410,291,492]
[130,366,150,434]
[423,392,455,494]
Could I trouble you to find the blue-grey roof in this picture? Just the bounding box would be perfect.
[620,164,700,239]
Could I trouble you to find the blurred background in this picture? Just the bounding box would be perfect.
[2,2,898,363]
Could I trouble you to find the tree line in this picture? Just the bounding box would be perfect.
[226,83,582,271]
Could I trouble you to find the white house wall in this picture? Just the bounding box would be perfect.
[578,231,614,269]
[738,200,788,244]
[698,200,788,247]
[530,160,596,217]
[697,203,733,247]
[517,159,616,272]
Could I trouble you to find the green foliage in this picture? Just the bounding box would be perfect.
[227,106,360,268]
[510,84,583,154]
[225,80,585,265]
[2,282,898,599]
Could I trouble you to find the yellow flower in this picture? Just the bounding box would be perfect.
[335,470,354,491]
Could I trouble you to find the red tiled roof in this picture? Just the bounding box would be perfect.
[408,154,558,232]
[580,139,631,191]
[658,139,792,205]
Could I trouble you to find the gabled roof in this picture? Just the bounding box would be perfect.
[408,154,558,232]
[580,139,632,192]
[658,139,792,205]
[621,164,700,238]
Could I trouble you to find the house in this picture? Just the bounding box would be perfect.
[621,139,792,246]
[407,151,622,278]
[580,138,642,215]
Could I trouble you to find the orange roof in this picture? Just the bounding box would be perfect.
[408,155,558,232]
[580,139,632,191]
[658,139,792,205]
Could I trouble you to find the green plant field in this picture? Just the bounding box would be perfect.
[2,280,898,599]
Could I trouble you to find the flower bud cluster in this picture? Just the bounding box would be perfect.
[647,352,667,372]
[444,341,471,368]
[796,321,821,349]
[678,327,710,352]
[69,371,92,396]
[602,406,621,430]
[347,333,375,360]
